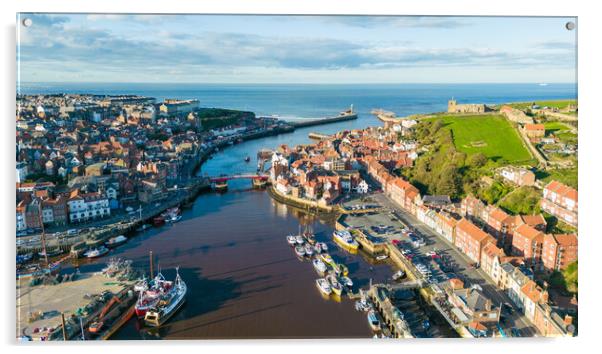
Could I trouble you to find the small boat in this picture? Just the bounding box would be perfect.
[392,270,405,281]
[355,299,372,312]
[295,235,304,245]
[315,278,332,296]
[84,246,109,259]
[314,243,322,254]
[244,156,251,162]
[333,230,359,250]
[294,245,306,257]
[105,235,128,248]
[327,274,343,296]
[312,258,327,273]
[320,253,335,267]
[340,276,353,288]
[286,235,297,245]
[144,268,187,327]
[304,243,314,256]
[336,264,349,276]
[318,242,328,252]
[375,254,388,261]
[367,310,381,331]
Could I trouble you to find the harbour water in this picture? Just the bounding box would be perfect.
[21,83,576,339]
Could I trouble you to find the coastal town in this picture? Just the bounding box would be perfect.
[15,93,578,340]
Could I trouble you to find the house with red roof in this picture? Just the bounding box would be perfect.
[454,218,496,265]
[541,181,578,227]
[542,233,578,272]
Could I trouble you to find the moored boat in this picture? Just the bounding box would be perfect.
[340,276,353,288]
[295,235,304,245]
[333,230,359,250]
[294,245,306,257]
[286,235,297,245]
[84,246,109,259]
[144,268,187,327]
[392,270,405,281]
[105,235,128,248]
[367,310,381,331]
[135,272,172,318]
[304,243,314,256]
[312,258,327,274]
[320,253,335,267]
[318,242,328,252]
[327,274,343,296]
[315,278,332,296]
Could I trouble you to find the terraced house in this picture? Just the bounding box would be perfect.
[540,181,578,227]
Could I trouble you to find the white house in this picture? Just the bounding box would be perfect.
[68,192,110,223]
[356,180,369,194]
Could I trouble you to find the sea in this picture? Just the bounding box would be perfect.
[18,83,576,339]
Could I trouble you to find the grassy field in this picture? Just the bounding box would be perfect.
[536,167,578,189]
[508,99,577,110]
[425,114,534,164]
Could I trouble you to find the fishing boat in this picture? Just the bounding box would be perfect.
[340,276,353,288]
[312,258,327,273]
[144,268,187,327]
[294,245,306,257]
[367,310,381,331]
[84,246,109,259]
[135,272,172,317]
[320,253,335,267]
[333,230,359,250]
[295,235,304,245]
[286,235,297,245]
[304,243,314,256]
[315,278,332,296]
[16,262,60,279]
[105,235,128,248]
[392,270,405,281]
[327,274,343,296]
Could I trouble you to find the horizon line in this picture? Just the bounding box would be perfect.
[18,81,577,85]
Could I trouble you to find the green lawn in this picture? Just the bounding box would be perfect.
[425,114,534,164]
[536,167,578,189]
[544,121,571,135]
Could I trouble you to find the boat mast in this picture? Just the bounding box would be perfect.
[149,251,154,278]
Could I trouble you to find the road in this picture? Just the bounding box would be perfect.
[369,191,539,337]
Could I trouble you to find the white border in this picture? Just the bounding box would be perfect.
[2,1,600,354]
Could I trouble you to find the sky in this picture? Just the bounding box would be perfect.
[16,14,577,84]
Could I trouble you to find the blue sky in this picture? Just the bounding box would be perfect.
[17,14,577,84]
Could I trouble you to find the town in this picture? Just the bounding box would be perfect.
[268,99,578,337]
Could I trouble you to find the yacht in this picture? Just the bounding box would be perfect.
[312,258,327,273]
[294,245,306,257]
[333,230,359,250]
[304,243,314,256]
[315,278,332,296]
[286,235,297,245]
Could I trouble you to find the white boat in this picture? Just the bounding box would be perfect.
[295,235,304,245]
[367,310,381,331]
[316,278,332,296]
[144,268,187,327]
[333,230,359,250]
[304,243,314,256]
[294,245,306,257]
[312,258,327,273]
[327,274,343,296]
[84,246,109,259]
[286,235,297,245]
[105,235,128,248]
[392,270,405,281]
[340,276,353,288]
[318,242,328,252]
[375,254,388,261]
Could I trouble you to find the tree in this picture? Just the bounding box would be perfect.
[468,153,488,168]
[436,164,462,197]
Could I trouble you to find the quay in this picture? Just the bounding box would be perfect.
[16,263,137,341]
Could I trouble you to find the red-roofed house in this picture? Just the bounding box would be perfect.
[542,233,578,272]
[541,181,578,227]
[512,224,544,269]
[454,219,496,264]
[524,124,545,138]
